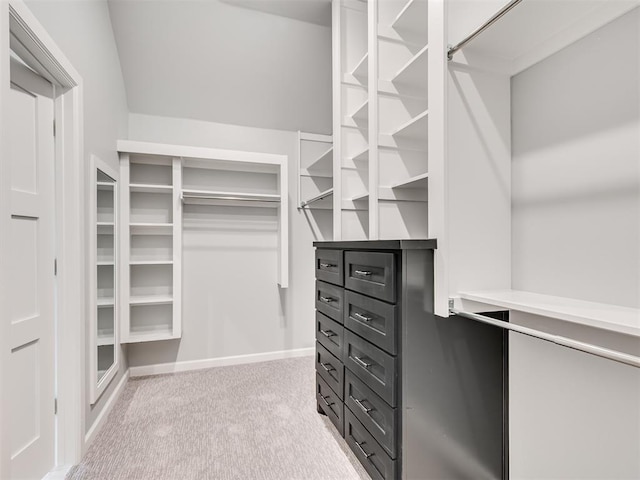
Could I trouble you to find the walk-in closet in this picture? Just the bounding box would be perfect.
[0,0,638,479]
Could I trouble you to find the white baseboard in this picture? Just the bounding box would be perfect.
[43,464,73,480]
[129,347,314,378]
[84,368,130,449]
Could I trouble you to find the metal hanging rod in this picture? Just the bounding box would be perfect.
[447,0,523,61]
[450,308,640,369]
[300,189,333,208]
[181,194,280,203]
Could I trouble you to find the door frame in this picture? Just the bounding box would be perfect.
[0,0,85,476]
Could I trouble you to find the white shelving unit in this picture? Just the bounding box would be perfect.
[119,141,289,307]
[89,155,120,404]
[333,0,370,240]
[118,146,181,344]
[298,131,333,239]
[331,0,431,241]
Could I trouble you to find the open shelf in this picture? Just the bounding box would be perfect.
[392,44,428,89]
[350,147,369,164]
[181,189,280,208]
[459,290,640,338]
[129,260,174,266]
[126,329,178,344]
[351,99,369,123]
[301,188,333,209]
[97,330,114,347]
[390,172,429,190]
[97,261,115,266]
[129,223,173,235]
[97,297,114,307]
[391,109,428,139]
[97,182,114,190]
[129,294,174,306]
[129,183,173,194]
[307,146,333,173]
[352,52,369,81]
[392,0,428,35]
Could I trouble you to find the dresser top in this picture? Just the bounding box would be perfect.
[313,239,437,250]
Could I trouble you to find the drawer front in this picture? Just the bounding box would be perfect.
[345,331,397,407]
[315,249,343,286]
[316,341,344,400]
[316,312,344,361]
[345,408,397,480]
[345,370,397,459]
[344,251,396,303]
[316,374,344,437]
[345,290,398,355]
[316,280,344,324]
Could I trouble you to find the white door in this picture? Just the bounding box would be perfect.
[6,58,56,479]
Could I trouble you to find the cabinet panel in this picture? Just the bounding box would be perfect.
[316,341,344,400]
[345,330,397,406]
[345,408,397,480]
[316,280,345,324]
[345,290,398,355]
[316,312,344,361]
[316,374,345,437]
[345,251,396,303]
[345,370,397,458]
[315,248,344,286]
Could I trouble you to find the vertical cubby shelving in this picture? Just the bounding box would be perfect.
[332,0,430,242]
[298,131,334,240]
[119,152,182,343]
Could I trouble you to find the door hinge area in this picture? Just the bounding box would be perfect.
[54,258,57,276]
[53,120,56,137]
[54,398,58,415]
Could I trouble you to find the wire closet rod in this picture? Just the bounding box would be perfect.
[300,190,333,208]
[450,308,640,369]
[447,0,523,60]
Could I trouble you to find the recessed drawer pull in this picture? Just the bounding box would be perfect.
[353,355,372,369]
[320,296,335,304]
[320,362,335,372]
[350,395,372,414]
[320,329,335,338]
[353,312,372,322]
[354,270,372,277]
[321,395,334,407]
[320,262,337,268]
[355,440,374,459]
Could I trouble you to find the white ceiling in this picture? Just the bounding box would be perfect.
[108,0,332,133]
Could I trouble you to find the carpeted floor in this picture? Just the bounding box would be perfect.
[68,356,370,480]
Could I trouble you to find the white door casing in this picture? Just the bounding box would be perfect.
[7,57,56,480]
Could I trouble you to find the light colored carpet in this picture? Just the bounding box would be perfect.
[68,356,370,480]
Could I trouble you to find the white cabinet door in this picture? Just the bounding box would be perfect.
[7,59,56,480]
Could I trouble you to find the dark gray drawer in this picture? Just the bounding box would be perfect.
[316,312,344,361]
[316,280,344,324]
[316,341,344,400]
[345,408,397,480]
[315,249,343,286]
[345,331,397,407]
[345,251,396,303]
[345,370,397,459]
[316,373,344,437]
[345,290,398,355]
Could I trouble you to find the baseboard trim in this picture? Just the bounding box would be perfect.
[84,368,130,449]
[129,347,314,378]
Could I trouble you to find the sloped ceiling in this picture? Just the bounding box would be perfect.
[108,0,332,134]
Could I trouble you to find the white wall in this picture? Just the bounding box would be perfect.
[25,0,129,437]
[108,0,332,134]
[511,7,640,308]
[126,113,321,368]
[509,8,640,478]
